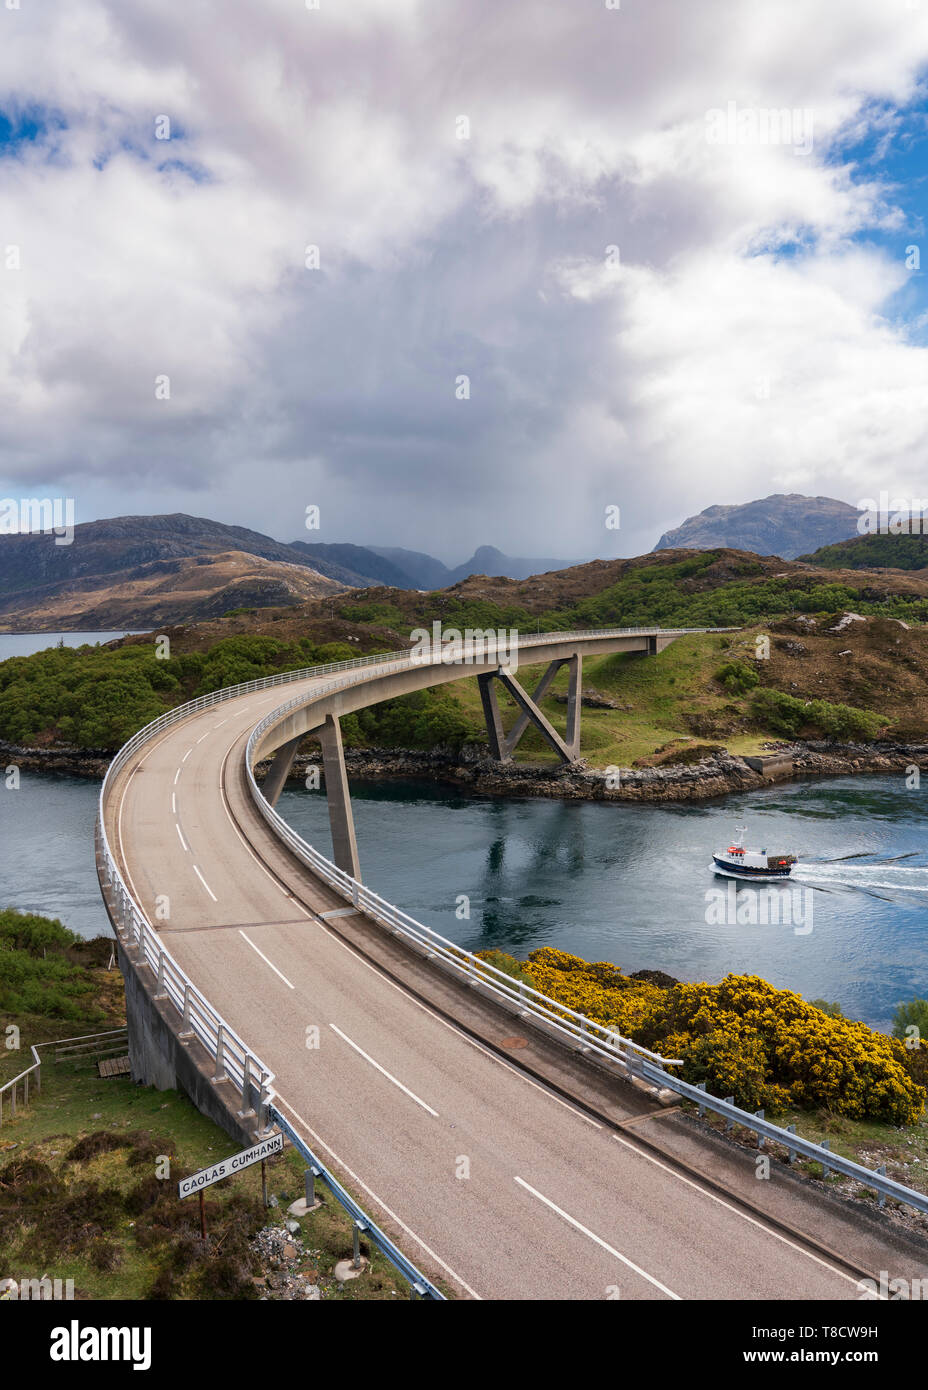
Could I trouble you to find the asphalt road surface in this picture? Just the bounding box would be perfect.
[104,673,928,1300]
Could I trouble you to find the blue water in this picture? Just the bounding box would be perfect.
[2,769,927,1031]
[278,774,928,1032]
[0,631,143,658]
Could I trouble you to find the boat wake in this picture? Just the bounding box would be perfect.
[791,862,928,895]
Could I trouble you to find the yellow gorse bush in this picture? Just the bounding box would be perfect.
[477,950,926,1126]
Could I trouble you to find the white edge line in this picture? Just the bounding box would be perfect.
[216,741,600,1129]
[239,930,295,989]
[192,863,218,901]
[276,1094,481,1300]
[329,1024,439,1117]
[514,1176,681,1300]
[610,1134,876,1292]
[171,792,176,815]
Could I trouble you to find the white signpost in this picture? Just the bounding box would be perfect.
[178,1132,284,1199]
[178,1132,285,1237]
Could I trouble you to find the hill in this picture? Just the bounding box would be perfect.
[654,494,859,559]
[0,515,351,630]
[800,532,928,571]
[0,550,345,631]
[8,542,928,757]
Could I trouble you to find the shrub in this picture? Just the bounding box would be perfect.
[892,998,928,1048]
[475,950,536,989]
[500,952,926,1124]
[751,688,886,741]
[809,999,844,1019]
[714,660,760,696]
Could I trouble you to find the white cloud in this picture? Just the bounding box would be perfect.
[1,0,928,557]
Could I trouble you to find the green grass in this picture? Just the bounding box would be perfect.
[0,1011,446,1300]
[443,632,777,767]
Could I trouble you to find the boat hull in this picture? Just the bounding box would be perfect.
[712,856,793,881]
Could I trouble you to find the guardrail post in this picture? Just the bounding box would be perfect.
[305,1166,323,1210]
[695,1081,707,1116]
[754,1109,765,1149]
[257,1080,272,1135]
[820,1138,831,1179]
[724,1097,735,1132]
[213,1025,228,1083]
[23,1073,28,1108]
[155,950,167,1000]
[238,1055,254,1117]
[353,1220,366,1269]
[179,983,194,1040]
[786,1123,797,1163]
[876,1165,887,1208]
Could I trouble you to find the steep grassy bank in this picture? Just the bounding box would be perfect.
[0,910,431,1300]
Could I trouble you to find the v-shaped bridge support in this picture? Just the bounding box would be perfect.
[478,654,582,765]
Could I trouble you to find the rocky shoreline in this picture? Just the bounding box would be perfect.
[6,736,928,802]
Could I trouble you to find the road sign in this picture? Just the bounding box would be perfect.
[178,1132,284,1199]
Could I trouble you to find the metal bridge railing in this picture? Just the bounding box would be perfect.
[244,629,699,1074]
[269,1104,445,1299]
[240,633,928,1222]
[96,626,697,1127]
[631,1059,928,1217]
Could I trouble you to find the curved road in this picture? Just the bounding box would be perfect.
[104,668,928,1300]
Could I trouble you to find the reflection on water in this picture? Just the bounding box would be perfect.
[279,774,928,1030]
[2,769,927,1031]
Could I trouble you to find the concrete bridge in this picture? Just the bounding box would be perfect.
[96,627,928,1300]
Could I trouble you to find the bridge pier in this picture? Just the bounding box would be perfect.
[262,733,303,807]
[317,714,361,882]
[478,653,583,764]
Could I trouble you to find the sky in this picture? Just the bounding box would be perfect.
[2,0,928,563]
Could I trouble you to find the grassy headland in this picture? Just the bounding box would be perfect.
[4,543,928,763]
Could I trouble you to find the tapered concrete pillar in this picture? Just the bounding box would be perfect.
[563,654,582,760]
[262,733,303,808]
[317,714,361,881]
[477,672,508,762]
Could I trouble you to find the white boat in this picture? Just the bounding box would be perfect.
[712,826,796,881]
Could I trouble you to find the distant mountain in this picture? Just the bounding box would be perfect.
[366,546,453,590]
[447,545,581,584]
[653,494,860,560]
[357,543,580,587]
[288,541,416,589]
[0,514,346,630]
[0,513,343,597]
